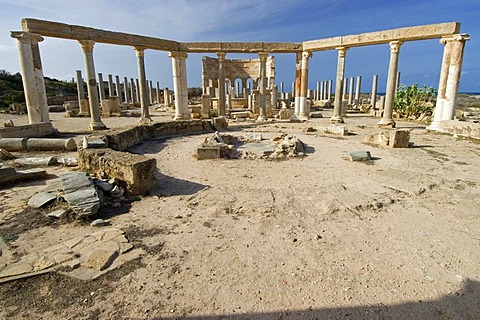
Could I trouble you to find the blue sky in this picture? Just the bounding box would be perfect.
[0,0,478,92]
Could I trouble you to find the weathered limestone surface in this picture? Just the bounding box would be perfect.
[0,167,47,185]
[78,148,156,195]
[61,172,101,217]
[0,122,55,138]
[436,120,480,140]
[0,137,76,151]
[365,129,411,148]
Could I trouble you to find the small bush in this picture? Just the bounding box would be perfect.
[394,84,436,119]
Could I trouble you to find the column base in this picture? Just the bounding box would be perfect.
[89,121,107,131]
[426,122,440,131]
[138,116,153,124]
[174,114,190,121]
[330,115,344,123]
[377,118,396,128]
[256,115,267,123]
[290,114,306,122]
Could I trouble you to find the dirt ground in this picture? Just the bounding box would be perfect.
[1,107,480,319]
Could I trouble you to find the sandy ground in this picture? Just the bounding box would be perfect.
[1,108,480,319]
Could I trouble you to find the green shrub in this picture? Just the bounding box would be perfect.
[394,84,436,119]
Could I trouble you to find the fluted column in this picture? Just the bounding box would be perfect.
[331,47,348,123]
[134,46,152,123]
[115,75,123,103]
[11,32,49,124]
[75,70,85,101]
[97,73,106,101]
[257,52,268,122]
[378,41,403,128]
[441,34,469,122]
[78,40,106,130]
[169,51,190,120]
[217,52,227,117]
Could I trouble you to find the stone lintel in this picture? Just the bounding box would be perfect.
[21,18,180,51]
[303,22,461,51]
[179,42,302,53]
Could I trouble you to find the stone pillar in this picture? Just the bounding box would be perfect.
[123,77,129,103]
[280,81,284,94]
[331,47,348,123]
[163,87,170,107]
[395,72,401,92]
[135,78,140,103]
[130,78,136,103]
[348,76,354,105]
[169,51,190,120]
[355,75,362,106]
[78,40,106,130]
[297,51,312,120]
[343,77,348,101]
[76,70,85,100]
[257,52,269,122]
[115,75,123,102]
[379,96,385,110]
[327,80,332,101]
[108,74,114,98]
[98,73,106,101]
[316,81,321,100]
[371,74,378,109]
[441,34,469,122]
[11,32,49,124]
[149,80,154,105]
[134,46,152,123]
[378,41,403,128]
[271,84,278,109]
[293,52,302,117]
[217,52,227,117]
[156,82,161,104]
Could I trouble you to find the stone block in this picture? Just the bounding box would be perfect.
[78,148,156,195]
[197,145,221,160]
[0,122,55,139]
[309,111,323,118]
[344,151,372,161]
[436,120,480,140]
[82,249,118,271]
[28,192,57,208]
[213,117,228,131]
[64,101,79,111]
[324,124,348,136]
[365,129,411,148]
[0,167,47,186]
[79,99,90,116]
[276,108,292,120]
[48,105,65,112]
[101,97,122,117]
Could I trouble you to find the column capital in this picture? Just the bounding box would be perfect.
[440,33,470,44]
[335,47,349,57]
[169,51,188,59]
[79,40,95,53]
[389,41,403,53]
[258,51,269,62]
[10,31,44,43]
[216,52,226,60]
[302,51,313,59]
[134,46,146,57]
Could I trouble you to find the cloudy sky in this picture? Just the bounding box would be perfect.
[0,0,478,92]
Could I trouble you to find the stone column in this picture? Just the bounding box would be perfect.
[78,40,106,130]
[293,52,302,117]
[441,34,469,121]
[316,81,321,100]
[348,76,354,105]
[355,75,362,106]
[98,73,106,101]
[134,46,152,123]
[76,70,85,101]
[298,51,312,120]
[257,52,269,122]
[11,32,49,124]
[163,87,170,107]
[331,47,348,123]
[107,74,114,98]
[327,80,332,101]
[343,77,348,101]
[378,41,403,128]
[130,78,136,103]
[149,80,154,105]
[280,81,284,94]
[371,74,378,109]
[115,75,123,102]
[217,52,227,117]
[169,51,190,120]
[123,77,129,102]
[395,72,401,92]
[271,84,278,109]
[156,82,161,104]
[135,78,140,103]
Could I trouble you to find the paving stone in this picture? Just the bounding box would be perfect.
[47,209,67,218]
[0,262,33,278]
[82,249,119,271]
[53,252,75,264]
[28,192,57,208]
[32,255,56,271]
[344,151,372,161]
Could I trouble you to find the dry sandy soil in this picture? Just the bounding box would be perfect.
[1,107,480,319]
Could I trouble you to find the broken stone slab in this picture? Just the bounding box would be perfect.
[244,133,263,142]
[83,136,107,149]
[26,138,77,151]
[28,191,57,208]
[94,180,114,193]
[324,124,349,136]
[343,151,372,162]
[213,117,228,131]
[47,209,67,218]
[197,145,222,160]
[309,111,323,118]
[0,167,47,186]
[0,138,28,151]
[0,148,16,161]
[82,249,119,271]
[61,172,101,217]
[365,129,411,148]
[15,156,58,167]
[0,122,55,139]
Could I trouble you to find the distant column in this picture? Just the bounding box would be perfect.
[293,52,302,117]
[135,78,140,103]
[134,46,152,123]
[371,74,378,109]
[217,52,227,117]
[107,74,114,97]
[78,40,106,130]
[331,47,348,123]
[441,34,469,121]
[257,51,268,122]
[298,51,312,120]
[348,76,354,105]
[149,80,154,104]
[156,81,161,104]
[163,87,170,107]
[115,75,123,102]
[271,84,278,109]
[123,76,129,102]
[97,73,106,101]
[130,78,136,103]
[76,70,85,101]
[327,80,332,101]
[11,31,49,124]
[378,41,403,128]
[343,77,348,100]
[280,81,284,93]
[316,81,321,100]
[355,75,362,106]
[169,51,190,120]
